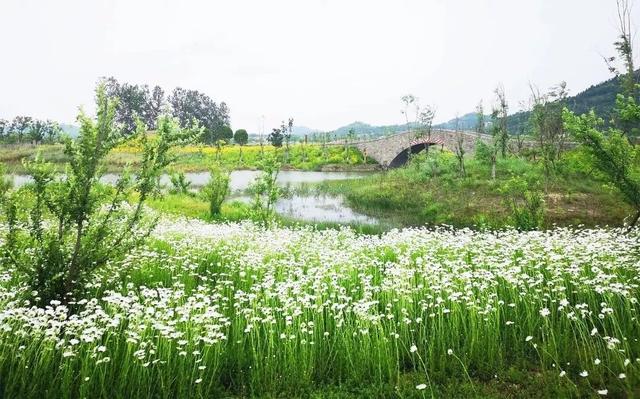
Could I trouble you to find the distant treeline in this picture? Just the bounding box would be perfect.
[0,117,63,144]
[101,77,232,143]
[1,77,233,145]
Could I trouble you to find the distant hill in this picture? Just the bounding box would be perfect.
[436,70,639,134]
[434,112,482,131]
[329,121,420,139]
[60,124,80,137]
[290,125,320,136]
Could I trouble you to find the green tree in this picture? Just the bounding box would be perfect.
[475,100,485,135]
[217,125,233,142]
[234,129,249,162]
[201,164,230,217]
[494,85,509,157]
[529,82,569,177]
[214,139,226,161]
[563,107,640,229]
[0,84,194,306]
[249,153,281,226]
[284,118,293,163]
[562,0,640,229]
[0,119,7,142]
[268,127,284,148]
[8,116,32,144]
[168,87,230,143]
[453,116,466,177]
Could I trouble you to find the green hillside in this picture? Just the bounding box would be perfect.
[437,70,639,134]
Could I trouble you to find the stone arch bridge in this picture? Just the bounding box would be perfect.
[340,130,496,168]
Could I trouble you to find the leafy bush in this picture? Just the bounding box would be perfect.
[169,171,192,195]
[249,153,281,226]
[0,84,193,306]
[500,177,545,230]
[200,164,230,217]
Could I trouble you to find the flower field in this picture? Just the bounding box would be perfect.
[0,218,639,397]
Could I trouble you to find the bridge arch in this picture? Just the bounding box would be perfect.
[387,138,444,168]
[352,129,499,168]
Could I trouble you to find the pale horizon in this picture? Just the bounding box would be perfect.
[0,0,637,132]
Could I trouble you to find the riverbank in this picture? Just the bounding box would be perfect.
[0,143,378,173]
[315,150,632,229]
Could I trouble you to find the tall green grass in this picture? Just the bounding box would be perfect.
[0,220,637,398]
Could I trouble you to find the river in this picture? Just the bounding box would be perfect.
[9,170,377,224]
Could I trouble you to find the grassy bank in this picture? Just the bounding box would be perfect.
[317,150,632,228]
[0,142,377,173]
[143,192,389,235]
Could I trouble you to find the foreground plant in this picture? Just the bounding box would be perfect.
[0,219,638,398]
[0,84,193,306]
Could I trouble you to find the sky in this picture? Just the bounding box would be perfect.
[0,0,638,133]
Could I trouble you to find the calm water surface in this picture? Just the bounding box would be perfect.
[10,171,376,224]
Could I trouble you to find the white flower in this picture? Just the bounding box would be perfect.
[580,370,589,377]
[447,349,454,356]
[525,336,533,342]
[594,358,601,365]
[597,389,608,395]
[410,344,417,353]
[618,373,626,379]
[195,378,202,384]
[559,371,566,377]
[416,384,427,390]
[539,307,551,317]
[97,345,107,353]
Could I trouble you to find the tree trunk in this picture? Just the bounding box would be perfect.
[491,157,496,180]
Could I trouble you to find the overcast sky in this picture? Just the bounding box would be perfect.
[0,0,637,132]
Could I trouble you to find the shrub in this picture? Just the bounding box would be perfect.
[500,177,545,230]
[169,171,192,195]
[249,153,281,226]
[0,84,193,306]
[200,164,230,217]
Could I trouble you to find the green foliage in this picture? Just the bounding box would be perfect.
[474,140,493,164]
[233,129,248,146]
[0,164,11,198]
[168,171,192,195]
[500,177,545,230]
[200,164,230,217]
[563,107,640,227]
[0,84,192,306]
[0,116,62,144]
[529,82,568,176]
[216,125,233,142]
[268,127,284,148]
[249,153,282,226]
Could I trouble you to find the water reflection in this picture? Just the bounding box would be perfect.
[9,170,376,224]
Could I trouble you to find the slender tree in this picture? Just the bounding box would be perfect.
[494,85,510,157]
[453,116,466,177]
[475,100,485,135]
[234,129,249,162]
